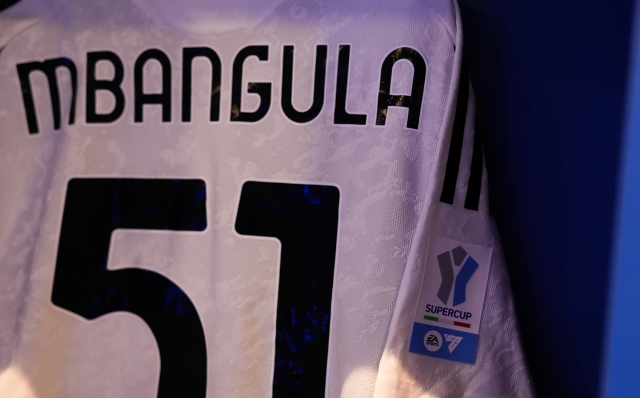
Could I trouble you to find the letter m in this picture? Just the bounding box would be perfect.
[16,58,78,134]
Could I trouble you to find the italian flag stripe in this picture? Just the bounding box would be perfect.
[423,315,471,329]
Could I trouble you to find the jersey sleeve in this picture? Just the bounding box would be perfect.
[371,2,534,397]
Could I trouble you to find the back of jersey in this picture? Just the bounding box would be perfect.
[0,0,534,396]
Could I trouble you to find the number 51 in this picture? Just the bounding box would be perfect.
[51,178,339,398]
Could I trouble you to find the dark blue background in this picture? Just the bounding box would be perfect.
[457,0,634,396]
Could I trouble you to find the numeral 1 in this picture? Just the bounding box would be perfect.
[235,181,340,398]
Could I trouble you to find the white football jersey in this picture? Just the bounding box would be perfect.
[0,0,534,396]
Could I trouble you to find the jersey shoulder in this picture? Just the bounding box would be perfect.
[0,0,47,50]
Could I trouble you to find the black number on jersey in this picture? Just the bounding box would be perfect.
[51,179,208,397]
[236,181,340,398]
[52,178,339,397]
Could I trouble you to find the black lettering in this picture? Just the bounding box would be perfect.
[182,47,221,123]
[134,49,172,123]
[333,45,366,125]
[86,51,125,124]
[375,47,426,129]
[281,45,327,123]
[16,58,78,134]
[230,45,271,123]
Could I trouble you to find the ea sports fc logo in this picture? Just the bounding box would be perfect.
[423,330,443,352]
[437,246,479,306]
[423,330,464,353]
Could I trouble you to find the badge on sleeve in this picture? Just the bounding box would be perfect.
[409,236,493,364]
